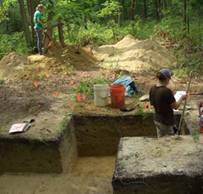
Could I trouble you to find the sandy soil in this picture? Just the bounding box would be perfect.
[0,174,112,194]
[72,156,115,177]
[94,35,176,73]
[0,156,115,194]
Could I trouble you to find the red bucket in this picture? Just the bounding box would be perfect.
[200,126,203,134]
[110,84,125,108]
[200,115,203,133]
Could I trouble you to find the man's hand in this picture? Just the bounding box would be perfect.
[181,94,188,101]
[171,93,188,109]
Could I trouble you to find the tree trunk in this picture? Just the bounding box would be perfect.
[158,0,162,18]
[58,20,65,47]
[183,0,187,27]
[43,26,53,53]
[198,3,202,44]
[117,13,121,26]
[18,0,32,47]
[187,0,190,34]
[162,0,168,9]
[130,0,136,20]
[27,0,36,44]
[143,0,147,19]
[119,0,125,23]
[183,0,190,34]
[43,7,55,52]
[155,0,160,20]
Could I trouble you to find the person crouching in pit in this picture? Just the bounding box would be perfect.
[149,69,186,138]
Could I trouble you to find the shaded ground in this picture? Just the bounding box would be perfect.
[0,83,51,128]
[0,174,112,194]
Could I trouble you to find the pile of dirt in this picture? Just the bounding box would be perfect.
[50,45,98,71]
[0,52,29,79]
[93,35,176,73]
[0,46,98,80]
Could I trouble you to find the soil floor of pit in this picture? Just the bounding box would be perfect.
[0,156,115,194]
[72,156,115,177]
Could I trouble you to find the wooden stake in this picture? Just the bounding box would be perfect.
[178,72,193,135]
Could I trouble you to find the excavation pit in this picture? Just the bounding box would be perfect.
[73,112,189,156]
[112,136,203,194]
[0,109,189,174]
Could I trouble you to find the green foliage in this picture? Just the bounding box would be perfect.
[0,0,16,23]
[136,104,145,117]
[75,77,109,96]
[0,1,22,34]
[97,0,121,18]
[0,0,202,78]
[65,22,114,45]
[173,57,202,78]
[0,32,28,58]
[126,19,157,39]
[191,129,200,143]
[153,16,185,39]
[65,18,157,45]
[0,79,5,85]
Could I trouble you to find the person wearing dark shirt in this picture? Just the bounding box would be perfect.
[149,69,186,137]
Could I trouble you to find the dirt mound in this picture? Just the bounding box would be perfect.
[93,35,176,73]
[0,46,98,80]
[48,45,98,71]
[0,52,29,78]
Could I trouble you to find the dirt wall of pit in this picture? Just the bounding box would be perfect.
[73,113,157,156]
[0,118,77,174]
[113,136,203,194]
[113,175,203,194]
[73,112,189,156]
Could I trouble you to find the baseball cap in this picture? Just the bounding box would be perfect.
[160,69,173,79]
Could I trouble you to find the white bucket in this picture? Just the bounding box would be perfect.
[94,84,109,107]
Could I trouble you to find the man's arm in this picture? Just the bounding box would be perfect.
[171,95,187,109]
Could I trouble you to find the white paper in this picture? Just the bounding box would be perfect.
[174,91,186,102]
[9,123,30,134]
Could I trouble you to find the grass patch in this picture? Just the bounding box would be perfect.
[0,32,28,59]
[74,77,110,96]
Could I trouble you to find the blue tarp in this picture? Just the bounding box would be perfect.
[113,75,138,96]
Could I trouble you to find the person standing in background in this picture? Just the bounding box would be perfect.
[33,4,45,55]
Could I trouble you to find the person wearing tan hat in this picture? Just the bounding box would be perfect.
[149,69,187,137]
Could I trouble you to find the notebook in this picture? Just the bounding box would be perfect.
[174,91,186,102]
[9,123,31,134]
